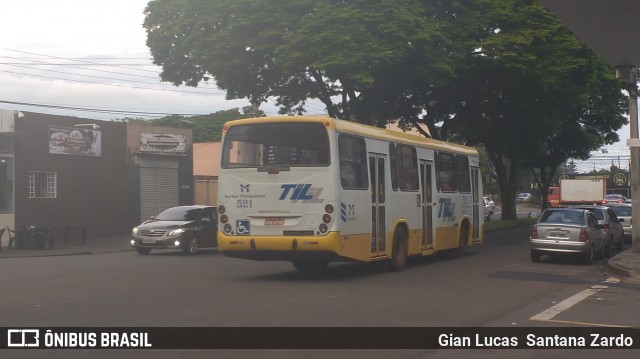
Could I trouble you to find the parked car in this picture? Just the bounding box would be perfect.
[603,193,626,204]
[483,196,495,221]
[530,208,604,264]
[608,203,632,242]
[571,205,624,257]
[516,192,532,203]
[130,205,218,255]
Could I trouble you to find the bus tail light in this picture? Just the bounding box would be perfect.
[323,214,332,224]
[319,223,328,233]
[218,205,226,214]
[221,215,229,224]
[325,204,334,214]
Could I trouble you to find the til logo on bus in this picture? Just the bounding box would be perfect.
[438,198,457,222]
[279,184,324,203]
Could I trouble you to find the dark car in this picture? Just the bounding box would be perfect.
[130,205,218,255]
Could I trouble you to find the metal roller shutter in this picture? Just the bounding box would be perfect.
[140,157,179,220]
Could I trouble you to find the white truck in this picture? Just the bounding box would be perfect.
[558,178,606,205]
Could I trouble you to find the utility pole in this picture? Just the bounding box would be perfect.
[617,66,640,253]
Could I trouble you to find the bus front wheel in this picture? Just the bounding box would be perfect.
[390,228,408,271]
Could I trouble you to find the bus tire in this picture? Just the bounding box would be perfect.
[293,260,329,272]
[390,227,408,271]
[455,222,469,257]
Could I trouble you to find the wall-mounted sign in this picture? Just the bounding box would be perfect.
[140,133,186,154]
[49,126,102,157]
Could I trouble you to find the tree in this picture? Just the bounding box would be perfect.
[143,0,471,124]
[144,0,627,220]
[120,106,264,142]
[426,0,627,219]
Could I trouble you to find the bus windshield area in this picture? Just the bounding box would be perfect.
[221,122,330,168]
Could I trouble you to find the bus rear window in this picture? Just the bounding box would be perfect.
[222,122,330,168]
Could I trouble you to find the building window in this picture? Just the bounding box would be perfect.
[28,172,57,198]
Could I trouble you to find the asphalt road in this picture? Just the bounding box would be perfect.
[2,225,639,359]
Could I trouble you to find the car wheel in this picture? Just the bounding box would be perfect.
[616,235,624,250]
[183,236,198,255]
[603,237,612,258]
[584,245,595,265]
[292,260,329,272]
[136,247,151,255]
[530,249,541,262]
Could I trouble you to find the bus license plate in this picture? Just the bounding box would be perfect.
[265,218,285,226]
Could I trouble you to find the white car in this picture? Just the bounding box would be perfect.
[516,193,532,203]
[483,196,495,221]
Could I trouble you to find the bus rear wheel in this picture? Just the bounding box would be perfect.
[293,260,329,272]
[390,228,408,271]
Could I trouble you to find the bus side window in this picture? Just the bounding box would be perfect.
[436,152,457,192]
[397,144,419,191]
[338,134,368,190]
[389,143,398,191]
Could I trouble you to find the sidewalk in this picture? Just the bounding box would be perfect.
[0,234,133,258]
[0,231,639,279]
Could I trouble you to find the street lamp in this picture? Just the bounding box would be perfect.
[616,65,640,253]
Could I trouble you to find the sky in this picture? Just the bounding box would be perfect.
[0,0,633,173]
[0,0,306,121]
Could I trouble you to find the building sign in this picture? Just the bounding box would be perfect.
[140,133,186,154]
[49,126,102,157]
[613,173,627,186]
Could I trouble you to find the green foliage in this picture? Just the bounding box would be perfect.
[143,0,466,123]
[484,217,537,233]
[118,106,264,142]
[144,0,627,219]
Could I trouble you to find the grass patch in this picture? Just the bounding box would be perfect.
[484,217,537,233]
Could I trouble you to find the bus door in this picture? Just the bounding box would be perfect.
[420,160,435,249]
[369,154,387,257]
[471,166,481,239]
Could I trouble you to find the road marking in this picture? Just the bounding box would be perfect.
[530,285,608,321]
[536,318,631,328]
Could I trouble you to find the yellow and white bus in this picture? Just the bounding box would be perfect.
[217,116,484,271]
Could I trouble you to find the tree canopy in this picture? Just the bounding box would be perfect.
[144,0,628,218]
[123,106,264,142]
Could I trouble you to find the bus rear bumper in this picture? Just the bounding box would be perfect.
[217,232,343,261]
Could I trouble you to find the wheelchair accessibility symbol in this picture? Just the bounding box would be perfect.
[236,220,250,235]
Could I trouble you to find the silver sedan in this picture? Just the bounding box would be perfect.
[608,203,632,242]
[530,208,604,264]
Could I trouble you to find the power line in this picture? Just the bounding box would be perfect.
[0,99,214,117]
[0,69,225,95]
[1,62,225,94]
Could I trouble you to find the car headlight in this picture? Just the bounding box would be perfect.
[168,228,186,236]
[132,227,139,235]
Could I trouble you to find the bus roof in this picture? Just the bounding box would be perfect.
[222,116,478,156]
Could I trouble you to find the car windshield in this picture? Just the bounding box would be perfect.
[605,194,623,200]
[154,207,202,221]
[611,206,632,216]
[539,210,585,225]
